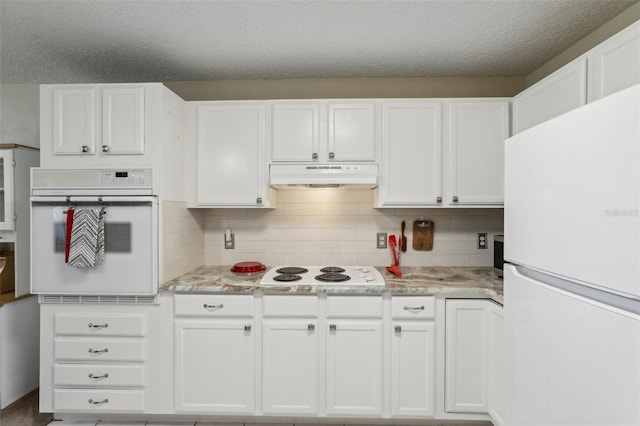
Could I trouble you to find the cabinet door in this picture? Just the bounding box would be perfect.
[488,302,504,426]
[262,319,318,415]
[174,319,254,414]
[588,20,640,102]
[52,87,97,155]
[101,86,145,155]
[0,149,14,230]
[445,299,488,413]
[448,101,509,205]
[512,57,587,134]
[391,321,435,417]
[328,102,376,161]
[271,102,319,162]
[326,320,383,416]
[196,103,266,206]
[380,102,442,206]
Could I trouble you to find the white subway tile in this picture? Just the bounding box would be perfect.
[283,253,321,265]
[204,216,230,229]
[275,189,304,203]
[266,240,303,253]
[320,253,358,265]
[302,241,340,254]
[320,203,359,216]
[433,254,470,266]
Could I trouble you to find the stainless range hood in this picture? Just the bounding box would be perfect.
[269,163,378,189]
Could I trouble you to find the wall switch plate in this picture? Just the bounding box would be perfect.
[377,232,387,249]
[225,233,235,249]
[478,233,488,249]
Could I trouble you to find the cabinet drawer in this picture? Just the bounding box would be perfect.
[54,364,145,387]
[54,389,145,412]
[55,313,145,337]
[327,296,383,318]
[174,294,254,317]
[391,296,436,319]
[55,338,144,362]
[263,295,318,317]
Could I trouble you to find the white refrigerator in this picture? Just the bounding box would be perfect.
[504,85,640,426]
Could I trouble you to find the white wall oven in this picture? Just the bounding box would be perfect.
[30,169,157,295]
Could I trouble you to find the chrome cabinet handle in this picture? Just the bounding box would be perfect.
[203,303,224,310]
[328,152,335,159]
[404,305,425,312]
[256,197,262,204]
[394,325,402,333]
[88,373,109,379]
[436,196,443,203]
[82,145,89,153]
[102,145,110,153]
[88,348,109,354]
[88,398,109,405]
[307,323,315,331]
[88,323,109,329]
[329,324,337,331]
[452,196,459,203]
[312,153,318,160]
[244,324,252,332]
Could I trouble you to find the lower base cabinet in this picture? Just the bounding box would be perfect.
[488,301,505,426]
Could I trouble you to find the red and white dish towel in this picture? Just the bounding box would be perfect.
[65,208,105,268]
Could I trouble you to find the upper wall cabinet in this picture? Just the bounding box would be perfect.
[512,57,587,134]
[588,20,640,102]
[48,85,144,156]
[375,99,508,208]
[270,100,377,163]
[40,83,185,176]
[446,100,509,206]
[188,102,273,208]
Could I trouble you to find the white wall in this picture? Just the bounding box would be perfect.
[202,189,503,267]
[0,84,40,147]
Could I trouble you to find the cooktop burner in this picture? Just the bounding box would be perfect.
[315,273,351,282]
[320,266,345,273]
[272,274,302,282]
[276,267,309,275]
[260,266,385,286]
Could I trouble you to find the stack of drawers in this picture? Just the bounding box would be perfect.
[52,313,147,412]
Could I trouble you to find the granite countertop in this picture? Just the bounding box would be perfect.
[161,265,504,303]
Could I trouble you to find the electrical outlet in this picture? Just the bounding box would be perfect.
[478,233,488,249]
[377,232,387,249]
[224,233,235,249]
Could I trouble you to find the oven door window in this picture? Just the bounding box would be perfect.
[31,201,157,295]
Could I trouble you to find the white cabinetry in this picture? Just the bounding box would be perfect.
[377,101,443,206]
[390,296,436,418]
[588,20,640,102]
[270,100,377,163]
[47,85,144,156]
[376,100,508,207]
[262,295,318,415]
[445,299,488,413]
[512,57,587,134]
[325,296,383,416]
[487,301,504,426]
[174,294,255,414]
[446,101,509,206]
[0,145,38,298]
[188,102,273,207]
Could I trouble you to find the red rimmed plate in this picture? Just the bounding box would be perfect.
[231,261,266,274]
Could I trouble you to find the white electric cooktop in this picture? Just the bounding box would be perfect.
[260,266,385,286]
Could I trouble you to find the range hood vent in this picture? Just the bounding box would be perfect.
[269,163,378,189]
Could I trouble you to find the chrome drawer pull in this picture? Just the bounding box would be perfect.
[203,303,224,310]
[88,398,108,405]
[307,323,315,331]
[88,373,109,379]
[88,323,109,329]
[329,324,337,331]
[404,305,425,312]
[395,325,402,333]
[244,324,251,332]
[88,348,109,354]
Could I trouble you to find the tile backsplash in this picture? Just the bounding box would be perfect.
[201,189,503,268]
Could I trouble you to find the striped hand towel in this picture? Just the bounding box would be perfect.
[67,209,105,268]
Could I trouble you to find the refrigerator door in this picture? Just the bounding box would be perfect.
[504,264,640,426]
[505,85,640,298]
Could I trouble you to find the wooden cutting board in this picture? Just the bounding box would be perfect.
[413,220,434,251]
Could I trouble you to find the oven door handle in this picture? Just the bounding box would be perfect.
[31,196,156,204]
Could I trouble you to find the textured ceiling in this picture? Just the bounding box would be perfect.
[0,0,637,84]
